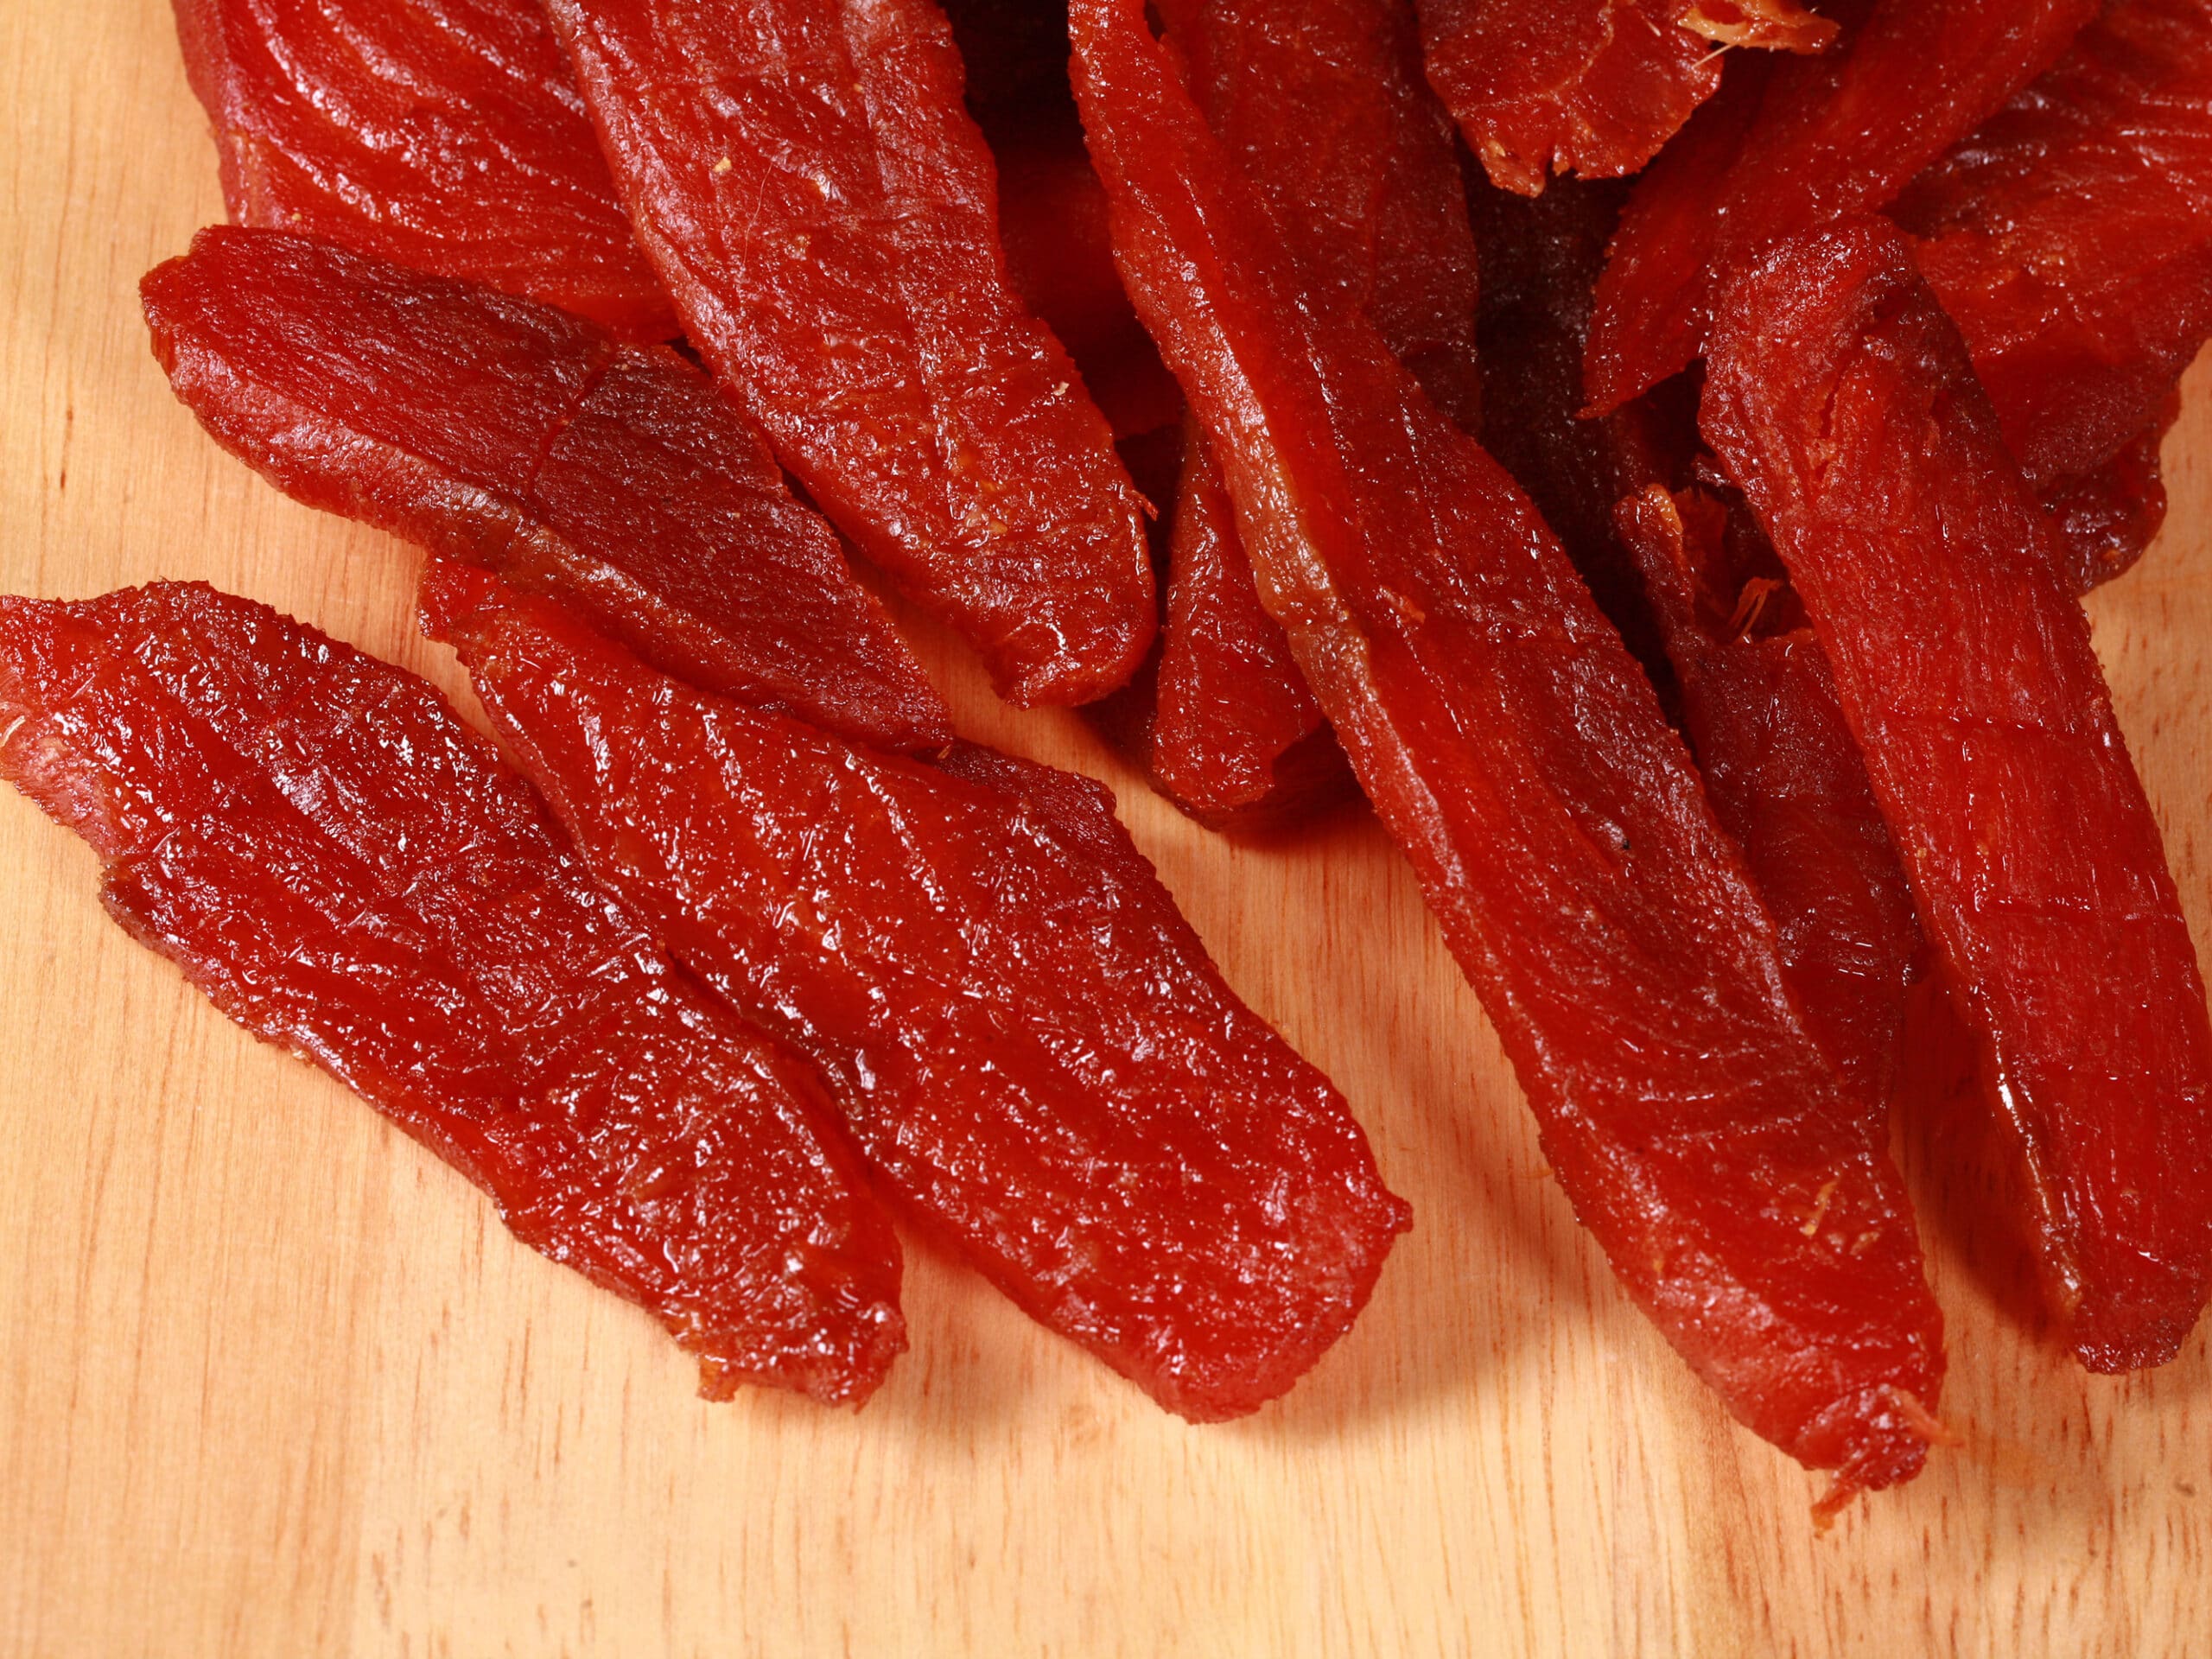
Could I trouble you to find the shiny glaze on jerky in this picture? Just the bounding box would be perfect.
[143,227,948,754]
[1071,0,1943,1506]
[1147,426,1344,826]
[546,0,1154,706]
[170,0,674,337]
[1141,0,1478,824]
[1417,0,1834,195]
[1613,487,1920,1109]
[1895,0,2212,491]
[1704,218,2212,1371]
[0,582,905,1403]
[1469,175,1919,1106]
[424,563,1411,1421]
[1584,0,2098,414]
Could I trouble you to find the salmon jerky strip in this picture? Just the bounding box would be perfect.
[1584,0,2097,414]
[0,582,905,1403]
[1471,177,1919,1107]
[547,0,1154,706]
[1071,0,1943,1505]
[1898,0,2212,493]
[1704,218,2212,1372]
[172,0,675,338]
[143,227,949,755]
[1418,0,1834,196]
[1142,0,1478,825]
[423,562,1411,1422]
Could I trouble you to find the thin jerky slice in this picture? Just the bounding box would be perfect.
[1071,0,1942,1504]
[0,582,905,1403]
[1895,0,2212,489]
[1139,0,1477,823]
[1585,0,2097,414]
[1704,218,2212,1371]
[1418,0,1835,196]
[423,562,1411,1421]
[1613,487,1920,1107]
[171,0,675,339]
[548,0,1154,707]
[143,227,949,755]
[1160,0,1482,434]
[1147,425,1348,827]
[1470,175,1919,1107]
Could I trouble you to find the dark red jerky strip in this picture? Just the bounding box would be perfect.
[1147,426,1349,827]
[1159,0,1482,435]
[1468,176,1921,1107]
[1417,0,1834,196]
[1612,488,1920,1109]
[1704,218,2212,1371]
[0,582,905,1403]
[1895,0,2212,490]
[142,228,949,755]
[547,0,1154,708]
[1072,0,1942,1503]
[1584,0,2097,415]
[421,562,1410,1421]
[1134,0,1475,824]
[171,0,675,340]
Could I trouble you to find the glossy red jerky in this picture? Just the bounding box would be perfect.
[1147,427,1347,827]
[1159,0,1481,435]
[142,227,948,755]
[548,0,1154,707]
[423,563,1411,1421]
[1418,0,1834,195]
[1137,0,1476,823]
[1614,488,1920,1107]
[1895,0,2212,491]
[171,0,674,339]
[0,582,905,1403]
[1468,177,1920,1104]
[1585,0,2097,414]
[1072,0,1942,1503]
[1704,219,2212,1370]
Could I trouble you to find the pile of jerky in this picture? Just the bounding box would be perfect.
[3,0,2207,1516]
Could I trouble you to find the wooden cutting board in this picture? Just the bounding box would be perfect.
[3,3,2209,1653]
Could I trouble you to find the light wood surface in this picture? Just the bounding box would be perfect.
[5,3,2211,1654]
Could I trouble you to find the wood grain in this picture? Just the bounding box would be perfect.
[2,3,2209,1653]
